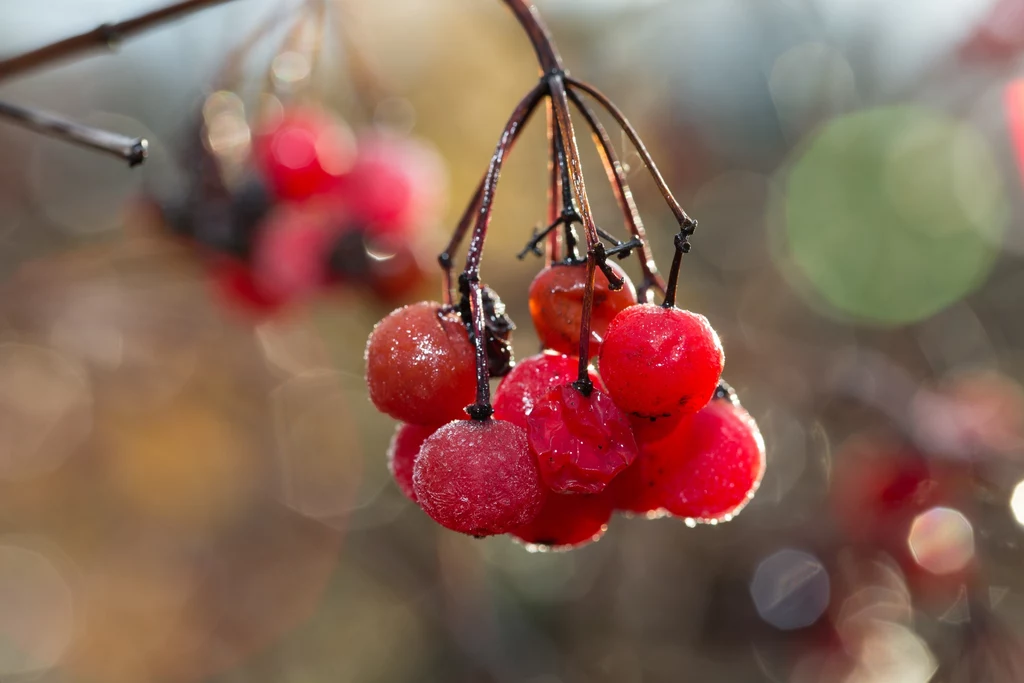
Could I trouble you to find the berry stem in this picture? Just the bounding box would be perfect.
[662,229,692,309]
[462,81,547,418]
[0,0,239,82]
[567,78,697,235]
[0,100,147,166]
[500,0,564,74]
[545,99,561,265]
[566,87,665,302]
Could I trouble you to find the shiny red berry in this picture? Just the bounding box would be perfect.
[492,351,603,430]
[365,301,476,425]
[599,303,724,419]
[338,133,446,239]
[253,106,356,201]
[413,419,544,536]
[655,399,765,522]
[527,385,638,494]
[511,490,612,550]
[528,262,637,357]
[387,423,437,502]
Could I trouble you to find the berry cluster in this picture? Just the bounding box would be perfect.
[159,102,443,315]
[363,1,766,550]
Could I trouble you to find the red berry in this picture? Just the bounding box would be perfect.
[511,490,612,550]
[413,419,544,536]
[387,423,437,502]
[364,239,428,303]
[492,351,603,430]
[250,204,339,304]
[253,106,356,201]
[338,133,446,239]
[599,303,724,419]
[654,399,765,522]
[604,452,668,518]
[526,385,638,494]
[528,262,637,357]
[365,301,476,425]
[208,257,285,315]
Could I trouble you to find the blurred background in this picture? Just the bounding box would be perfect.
[2,0,1024,681]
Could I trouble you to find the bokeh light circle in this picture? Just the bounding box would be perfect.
[750,548,830,630]
[784,106,1006,326]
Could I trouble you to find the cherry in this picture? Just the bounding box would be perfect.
[492,351,603,430]
[652,398,765,522]
[253,105,357,201]
[528,261,637,357]
[365,301,476,425]
[250,203,341,304]
[413,419,544,536]
[526,384,637,494]
[599,303,724,419]
[337,133,446,239]
[511,490,612,550]
[387,423,437,502]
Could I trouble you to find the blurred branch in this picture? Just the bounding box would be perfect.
[0,0,240,82]
[0,100,147,166]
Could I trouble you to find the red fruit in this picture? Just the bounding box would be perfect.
[605,450,669,518]
[364,239,428,303]
[208,258,285,315]
[655,399,765,522]
[599,303,724,419]
[251,204,339,304]
[413,419,544,536]
[365,301,476,425]
[253,106,356,201]
[338,133,446,238]
[511,490,612,550]
[527,385,638,494]
[492,352,603,430]
[387,423,437,502]
[528,262,637,357]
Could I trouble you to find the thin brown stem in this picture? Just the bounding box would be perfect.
[462,82,547,418]
[566,87,665,301]
[500,0,563,74]
[0,100,147,166]
[545,98,561,265]
[0,0,239,82]
[566,77,697,232]
[662,231,689,309]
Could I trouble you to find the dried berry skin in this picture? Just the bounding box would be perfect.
[528,262,637,357]
[600,304,724,419]
[511,490,612,550]
[527,385,638,494]
[492,352,603,430]
[387,423,437,502]
[253,106,357,201]
[656,399,765,522]
[413,419,544,536]
[365,301,476,425]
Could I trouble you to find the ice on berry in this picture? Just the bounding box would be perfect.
[413,419,544,536]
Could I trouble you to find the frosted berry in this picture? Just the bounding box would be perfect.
[387,423,437,502]
[600,303,724,419]
[492,351,603,430]
[365,301,476,425]
[413,419,544,536]
[512,490,612,550]
[527,385,638,494]
[528,262,636,357]
[656,398,765,522]
[253,105,357,201]
[338,133,446,238]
